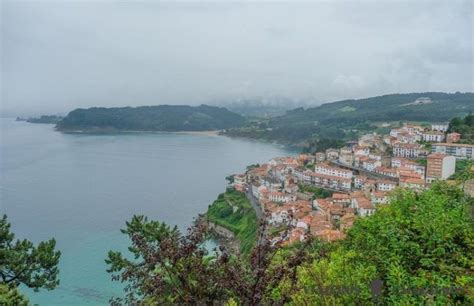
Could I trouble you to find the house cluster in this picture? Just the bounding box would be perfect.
[231,122,472,245]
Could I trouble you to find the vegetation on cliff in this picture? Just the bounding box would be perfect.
[206,189,258,254]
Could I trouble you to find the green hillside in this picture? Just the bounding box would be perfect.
[56,104,246,132]
[225,92,474,146]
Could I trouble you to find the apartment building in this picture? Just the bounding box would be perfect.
[431,143,474,159]
[426,153,456,183]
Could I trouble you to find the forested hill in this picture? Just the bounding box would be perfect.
[272,92,473,127]
[56,105,246,132]
[225,92,474,147]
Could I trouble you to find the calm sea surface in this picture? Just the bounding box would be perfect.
[0,118,296,305]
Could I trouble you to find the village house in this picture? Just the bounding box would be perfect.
[426,153,456,183]
[359,156,382,172]
[431,143,474,159]
[310,172,352,191]
[376,179,397,192]
[233,174,247,192]
[374,166,398,178]
[269,191,297,203]
[353,145,370,157]
[422,130,445,142]
[350,195,375,216]
[371,191,389,204]
[315,152,326,162]
[261,176,282,191]
[340,213,356,231]
[314,163,353,179]
[266,203,291,225]
[269,157,299,167]
[393,143,422,159]
[431,123,449,132]
[398,131,421,144]
[338,151,354,165]
[325,148,340,161]
[284,183,299,194]
[391,157,426,178]
[446,132,461,143]
[399,177,425,190]
[331,193,352,206]
[247,164,269,182]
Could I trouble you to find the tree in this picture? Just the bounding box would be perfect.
[342,183,474,304]
[225,175,235,184]
[0,215,61,300]
[106,216,312,304]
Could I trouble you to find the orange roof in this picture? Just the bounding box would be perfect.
[310,171,352,182]
[400,177,425,184]
[427,153,449,159]
[372,191,388,197]
[355,197,374,209]
[332,193,351,200]
[316,229,346,242]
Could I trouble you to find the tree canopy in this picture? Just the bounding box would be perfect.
[0,215,61,303]
[449,113,474,143]
[56,104,246,132]
[107,182,474,304]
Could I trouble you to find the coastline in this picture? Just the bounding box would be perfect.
[174,130,220,136]
[56,128,222,136]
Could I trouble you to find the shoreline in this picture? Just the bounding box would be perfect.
[56,128,222,136]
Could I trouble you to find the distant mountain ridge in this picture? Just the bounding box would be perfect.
[56,104,246,132]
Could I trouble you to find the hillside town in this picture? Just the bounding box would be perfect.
[231,122,473,245]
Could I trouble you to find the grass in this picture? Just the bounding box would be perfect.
[207,189,258,254]
[339,106,356,112]
[298,183,332,199]
[449,159,474,181]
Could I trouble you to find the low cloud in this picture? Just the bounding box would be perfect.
[1,0,472,116]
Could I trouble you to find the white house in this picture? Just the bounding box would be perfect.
[422,131,445,143]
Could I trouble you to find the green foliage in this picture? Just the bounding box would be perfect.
[207,190,258,254]
[57,104,246,132]
[290,249,377,305]
[449,113,474,143]
[0,284,28,305]
[298,184,332,199]
[246,164,260,171]
[304,138,346,153]
[106,182,474,304]
[106,215,233,304]
[450,159,474,181]
[226,92,473,146]
[225,175,235,184]
[0,215,61,297]
[26,115,63,124]
[341,182,474,304]
[278,182,474,304]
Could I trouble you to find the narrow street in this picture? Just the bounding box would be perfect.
[245,189,263,219]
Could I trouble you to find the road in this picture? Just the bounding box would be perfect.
[245,189,263,219]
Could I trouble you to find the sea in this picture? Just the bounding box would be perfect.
[0,118,296,305]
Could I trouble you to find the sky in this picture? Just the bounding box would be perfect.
[1,0,473,116]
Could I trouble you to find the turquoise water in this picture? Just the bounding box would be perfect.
[0,118,295,305]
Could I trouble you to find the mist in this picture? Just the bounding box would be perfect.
[1,0,473,116]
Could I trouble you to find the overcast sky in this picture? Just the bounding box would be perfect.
[1,0,473,116]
